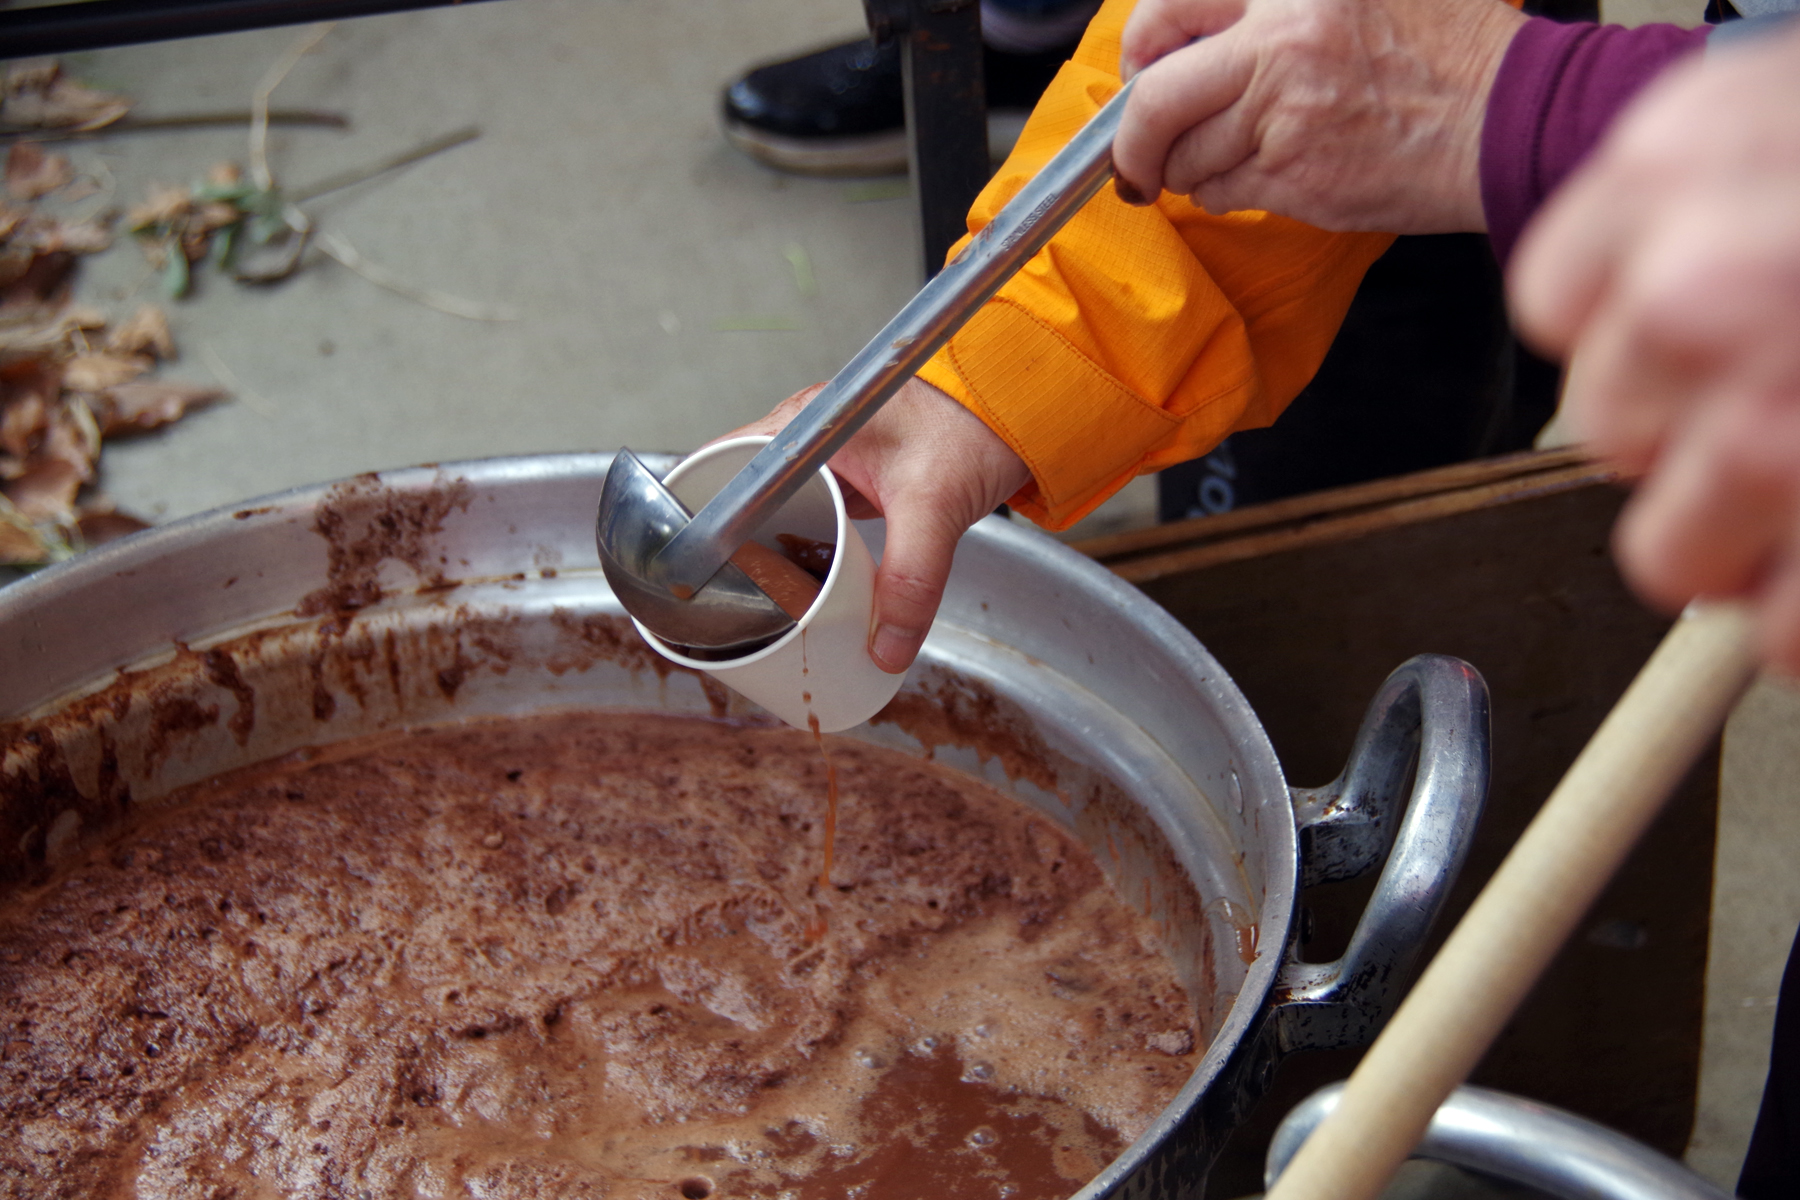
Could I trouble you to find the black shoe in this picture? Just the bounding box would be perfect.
[722,36,1077,177]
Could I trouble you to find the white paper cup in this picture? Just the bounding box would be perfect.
[630,437,903,733]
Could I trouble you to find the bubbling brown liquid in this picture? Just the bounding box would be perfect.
[0,712,1200,1200]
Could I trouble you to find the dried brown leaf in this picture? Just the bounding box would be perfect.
[105,306,175,360]
[38,81,131,131]
[60,303,106,331]
[95,379,223,435]
[0,503,47,564]
[194,201,240,232]
[0,248,29,294]
[1,62,131,133]
[5,411,91,522]
[0,249,75,316]
[127,184,191,231]
[0,389,47,460]
[15,215,111,256]
[5,142,72,201]
[63,352,149,391]
[6,456,82,521]
[0,352,62,405]
[66,393,100,461]
[0,322,74,358]
[0,304,101,357]
[75,501,150,547]
[3,61,59,97]
[177,227,213,264]
[43,405,94,475]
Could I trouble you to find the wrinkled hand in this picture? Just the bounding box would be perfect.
[1511,24,1800,671]
[721,379,1030,674]
[1111,0,1524,231]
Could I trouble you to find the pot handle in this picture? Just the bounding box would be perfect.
[1270,654,1490,1054]
[1266,1082,1732,1200]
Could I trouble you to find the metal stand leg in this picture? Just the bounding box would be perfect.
[865,0,989,280]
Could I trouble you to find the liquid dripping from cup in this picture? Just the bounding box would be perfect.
[716,531,844,943]
[804,702,840,943]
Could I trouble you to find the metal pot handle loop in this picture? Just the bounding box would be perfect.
[1267,1082,1732,1200]
[1272,654,1491,1055]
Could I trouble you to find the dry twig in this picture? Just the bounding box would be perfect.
[250,23,337,193]
[313,231,518,322]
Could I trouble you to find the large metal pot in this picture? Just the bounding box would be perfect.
[0,453,1490,1198]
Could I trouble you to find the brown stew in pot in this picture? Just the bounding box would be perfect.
[0,712,1198,1200]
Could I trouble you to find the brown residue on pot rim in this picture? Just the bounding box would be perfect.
[199,647,255,746]
[547,609,675,680]
[1209,899,1259,966]
[296,471,475,620]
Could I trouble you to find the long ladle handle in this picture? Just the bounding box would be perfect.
[648,76,1139,596]
[1263,598,1759,1200]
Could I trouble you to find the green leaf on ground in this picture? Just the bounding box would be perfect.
[160,247,189,298]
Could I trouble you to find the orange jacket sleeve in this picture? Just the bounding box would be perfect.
[915,0,1395,530]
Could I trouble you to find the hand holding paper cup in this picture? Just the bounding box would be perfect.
[627,437,903,733]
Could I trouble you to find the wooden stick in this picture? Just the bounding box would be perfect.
[1263,599,1759,1200]
[0,111,349,143]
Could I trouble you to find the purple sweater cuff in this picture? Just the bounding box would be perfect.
[1481,17,1709,268]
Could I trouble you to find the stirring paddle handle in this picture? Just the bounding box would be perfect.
[1264,599,1759,1200]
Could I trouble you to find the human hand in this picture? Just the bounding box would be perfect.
[721,378,1031,674]
[1510,23,1800,671]
[1110,0,1525,232]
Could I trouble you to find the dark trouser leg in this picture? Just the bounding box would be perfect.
[1157,234,1561,520]
[1740,925,1800,1197]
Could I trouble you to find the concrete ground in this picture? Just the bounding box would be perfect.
[61,0,923,523]
[19,0,1797,1194]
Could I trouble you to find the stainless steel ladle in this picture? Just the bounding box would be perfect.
[597,76,1138,656]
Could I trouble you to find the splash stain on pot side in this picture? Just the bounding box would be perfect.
[548,609,676,681]
[1213,899,1259,966]
[198,648,255,746]
[296,471,475,619]
[0,610,709,886]
[871,671,1062,794]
